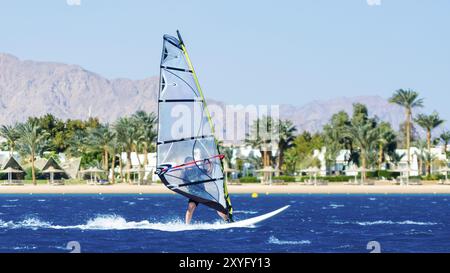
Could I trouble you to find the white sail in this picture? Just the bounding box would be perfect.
[156,31,232,217]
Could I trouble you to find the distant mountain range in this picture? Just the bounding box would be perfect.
[0,53,406,137]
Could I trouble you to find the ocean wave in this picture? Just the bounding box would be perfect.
[2,205,17,208]
[37,199,46,202]
[0,215,256,232]
[334,244,352,249]
[0,218,52,230]
[329,204,344,209]
[12,246,38,250]
[333,220,438,226]
[268,236,311,245]
[6,199,18,202]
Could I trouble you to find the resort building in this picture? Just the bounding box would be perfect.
[119,152,158,181]
[312,146,448,177]
[0,155,25,185]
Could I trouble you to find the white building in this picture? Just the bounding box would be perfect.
[313,146,448,177]
[120,152,158,181]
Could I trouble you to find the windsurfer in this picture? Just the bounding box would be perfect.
[182,156,230,224]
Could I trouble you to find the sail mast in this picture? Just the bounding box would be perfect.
[176,30,233,219]
[177,30,216,137]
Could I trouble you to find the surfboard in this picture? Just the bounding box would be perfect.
[214,205,290,229]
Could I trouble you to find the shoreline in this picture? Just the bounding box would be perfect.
[1,183,450,194]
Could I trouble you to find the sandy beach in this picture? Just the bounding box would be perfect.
[1,183,450,194]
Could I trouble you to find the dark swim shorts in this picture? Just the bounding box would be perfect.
[188,199,199,206]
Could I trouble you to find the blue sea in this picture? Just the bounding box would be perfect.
[0,194,449,253]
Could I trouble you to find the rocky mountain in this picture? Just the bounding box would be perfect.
[0,53,406,136]
[0,53,159,124]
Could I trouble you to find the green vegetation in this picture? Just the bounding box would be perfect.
[272,176,297,182]
[239,176,259,183]
[415,112,445,176]
[0,89,448,185]
[0,111,157,184]
[389,89,424,172]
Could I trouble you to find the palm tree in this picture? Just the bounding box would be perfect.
[16,120,49,185]
[323,124,343,174]
[323,111,352,175]
[276,120,297,176]
[376,122,396,170]
[0,124,19,156]
[389,89,424,172]
[342,122,381,182]
[283,149,298,175]
[88,125,115,171]
[106,133,119,184]
[245,117,277,173]
[132,111,157,183]
[389,152,405,169]
[415,112,445,176]
[413,139,427,176]
[440,131,450,155]
[114,117,137,183]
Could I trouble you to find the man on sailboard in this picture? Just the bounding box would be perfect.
[156,31,233,225]
[182,156,231,224]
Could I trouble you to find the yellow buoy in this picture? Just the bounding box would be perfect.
[251,192,258,198]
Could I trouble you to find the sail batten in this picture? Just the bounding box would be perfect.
[156,31,233,218]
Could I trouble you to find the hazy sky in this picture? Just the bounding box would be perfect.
[0,0,449,119]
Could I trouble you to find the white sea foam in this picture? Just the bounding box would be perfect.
[6,199,18,202]
[0,218,52,230]
[268,236,311,245]
[0,215,256,232]
[334,220,438,226]
[12,246,38,250]
[329,204,344,209]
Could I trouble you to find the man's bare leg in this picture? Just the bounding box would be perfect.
[185,202,197,224]
[217,211,229,222]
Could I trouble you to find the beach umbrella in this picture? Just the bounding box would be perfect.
[42,166,65,184]
[301,167,320,184]
[388,166,414,185]
[0,167,24,184]
[439,166,450,181]
[255,166,277,184]
[81,167,105,184]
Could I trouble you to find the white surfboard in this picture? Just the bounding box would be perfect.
[214,205,290,229]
